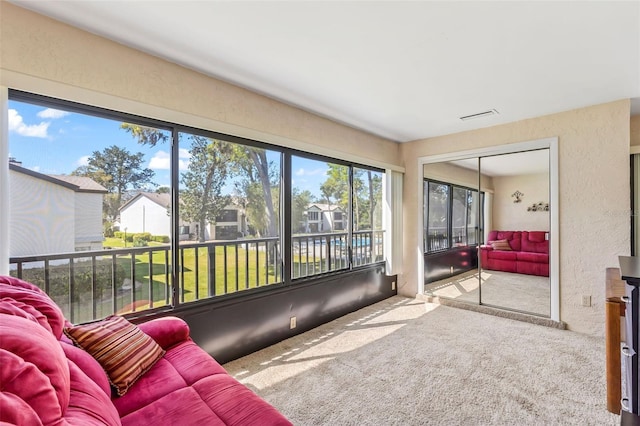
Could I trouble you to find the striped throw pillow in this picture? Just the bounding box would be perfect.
[490,239,512,251]
[64,315,165,396]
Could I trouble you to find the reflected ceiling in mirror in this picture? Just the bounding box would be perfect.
[451,150,549,177]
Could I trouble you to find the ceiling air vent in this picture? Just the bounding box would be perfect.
[459,109,499,121]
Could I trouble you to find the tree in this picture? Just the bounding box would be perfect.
[367,170,382,229]
[120,123,169,147]
[72,145,155,220]
[180,136,234,242]
[123,124,280,240]
[292,189,314,233]
[231,146,278,237]
[320,164,349,231]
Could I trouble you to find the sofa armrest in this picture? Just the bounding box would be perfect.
[137,316,190,350]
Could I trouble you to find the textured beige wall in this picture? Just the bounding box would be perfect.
[401,100,631,335]
[423,162,494,192]
[632,115,640,147]
[0,3,400,170]
[492,173,550,231]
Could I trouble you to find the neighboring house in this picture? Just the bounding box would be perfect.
[207,205,248,240]
[303,203,346,233]
[8,163,107,257]
[119,192,248,241]
[119,192,191,241]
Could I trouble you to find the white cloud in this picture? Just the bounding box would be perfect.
[8,109,50,138]
[37,108,70,119]
[178,148,191,159]
[149,151,170,169]
[149,150,189,170]
[295,168,325,177]
[77,155,90,167]
[31,166,41,172]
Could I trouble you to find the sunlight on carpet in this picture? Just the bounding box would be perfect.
[224,296,616,425]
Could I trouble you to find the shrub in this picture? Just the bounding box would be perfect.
[103,223,115,238]
[132,236,148,247]
[14,260,127,303]
[134,232,152,242]
[152,235,170,243]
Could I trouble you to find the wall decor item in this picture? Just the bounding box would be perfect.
[511,190,524,203]
[527,202,549,212]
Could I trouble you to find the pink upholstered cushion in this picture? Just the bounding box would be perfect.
[521,231,549,254]
[489,239,512,251]
[0,275,65,337]
[488,231,522,251]
[137,316,191,350]
[516,251,549,263]
[61,341,112,397]
[65,359,121,425]
[487,250,517,261]
[0,315,69,424]
[113,340,227,417]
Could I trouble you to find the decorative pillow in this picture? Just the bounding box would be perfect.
[63,315,165,396]
[490,239,512,251]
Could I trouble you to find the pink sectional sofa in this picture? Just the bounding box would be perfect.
[479,230,549,277]
[0,275,292,426]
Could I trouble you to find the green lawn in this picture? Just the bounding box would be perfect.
[100,239,281,311]
[17,238,350,322]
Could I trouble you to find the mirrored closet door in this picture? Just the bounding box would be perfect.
[479,150,550,316]
[423,149,551,318]
[423,158,481,304]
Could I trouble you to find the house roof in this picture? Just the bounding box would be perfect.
[49,174,109,193]
[9,164,108,194]
[119,192,171,211]
[307,203,344,212]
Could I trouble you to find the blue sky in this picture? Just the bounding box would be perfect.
[8,99,329,196]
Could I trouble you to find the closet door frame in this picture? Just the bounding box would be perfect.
[417,137,559,322]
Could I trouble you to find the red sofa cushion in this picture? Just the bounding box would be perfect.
[487,250,517,261]
[516,251,549,263]
[521,231,549,254]
[487,231,522,251]
[0,275,66,337]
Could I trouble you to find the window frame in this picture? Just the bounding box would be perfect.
[7,89,387,317]
[423,178,483,254]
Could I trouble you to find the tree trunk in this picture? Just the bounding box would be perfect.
[199,219,206,243]
[249,150,277,237]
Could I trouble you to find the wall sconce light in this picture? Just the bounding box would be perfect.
[512,191,524,203]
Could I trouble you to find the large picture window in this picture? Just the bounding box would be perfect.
[424,179,482,253]
[6,90,386,322]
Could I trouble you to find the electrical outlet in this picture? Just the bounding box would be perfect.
[581,295,591,307]
[290,316,297,329]
[391,281,396,291]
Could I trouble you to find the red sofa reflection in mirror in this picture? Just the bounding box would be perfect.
[479,230,549,277]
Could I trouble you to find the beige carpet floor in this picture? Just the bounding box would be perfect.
[425,269,550,316]
[224,296,617,426]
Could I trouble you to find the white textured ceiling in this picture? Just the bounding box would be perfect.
[10,1,640,142]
